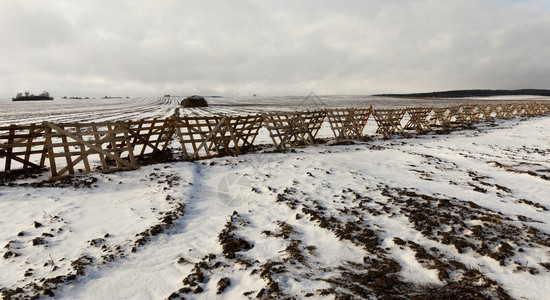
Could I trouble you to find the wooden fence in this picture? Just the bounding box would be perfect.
[262,110,326,149]
[1,102,550,179]
[371,108,407,139]
[0,124,47,173]
[172,115,263,160]
[43,122,137,178]
[403,107,432,133]
[126,118,174,158]
[325,108,371,141]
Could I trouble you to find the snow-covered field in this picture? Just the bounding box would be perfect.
[1,96,550,299]
[0,97,179,126]
[2,94,548,126]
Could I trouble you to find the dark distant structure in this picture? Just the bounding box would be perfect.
[12,91,53,101]
[375,89,550,98]
[181,95,208,107]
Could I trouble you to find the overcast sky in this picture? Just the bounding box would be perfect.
[1,0,550,97]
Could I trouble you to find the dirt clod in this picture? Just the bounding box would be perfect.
[217,277,231,294]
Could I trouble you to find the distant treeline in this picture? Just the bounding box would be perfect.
[375,89,550,98]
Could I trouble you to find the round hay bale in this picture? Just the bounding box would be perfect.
[181,95,208,107]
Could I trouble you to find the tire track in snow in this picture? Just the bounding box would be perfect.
[52,161,241,299]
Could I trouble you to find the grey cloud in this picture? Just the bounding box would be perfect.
[1,0,550,97]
